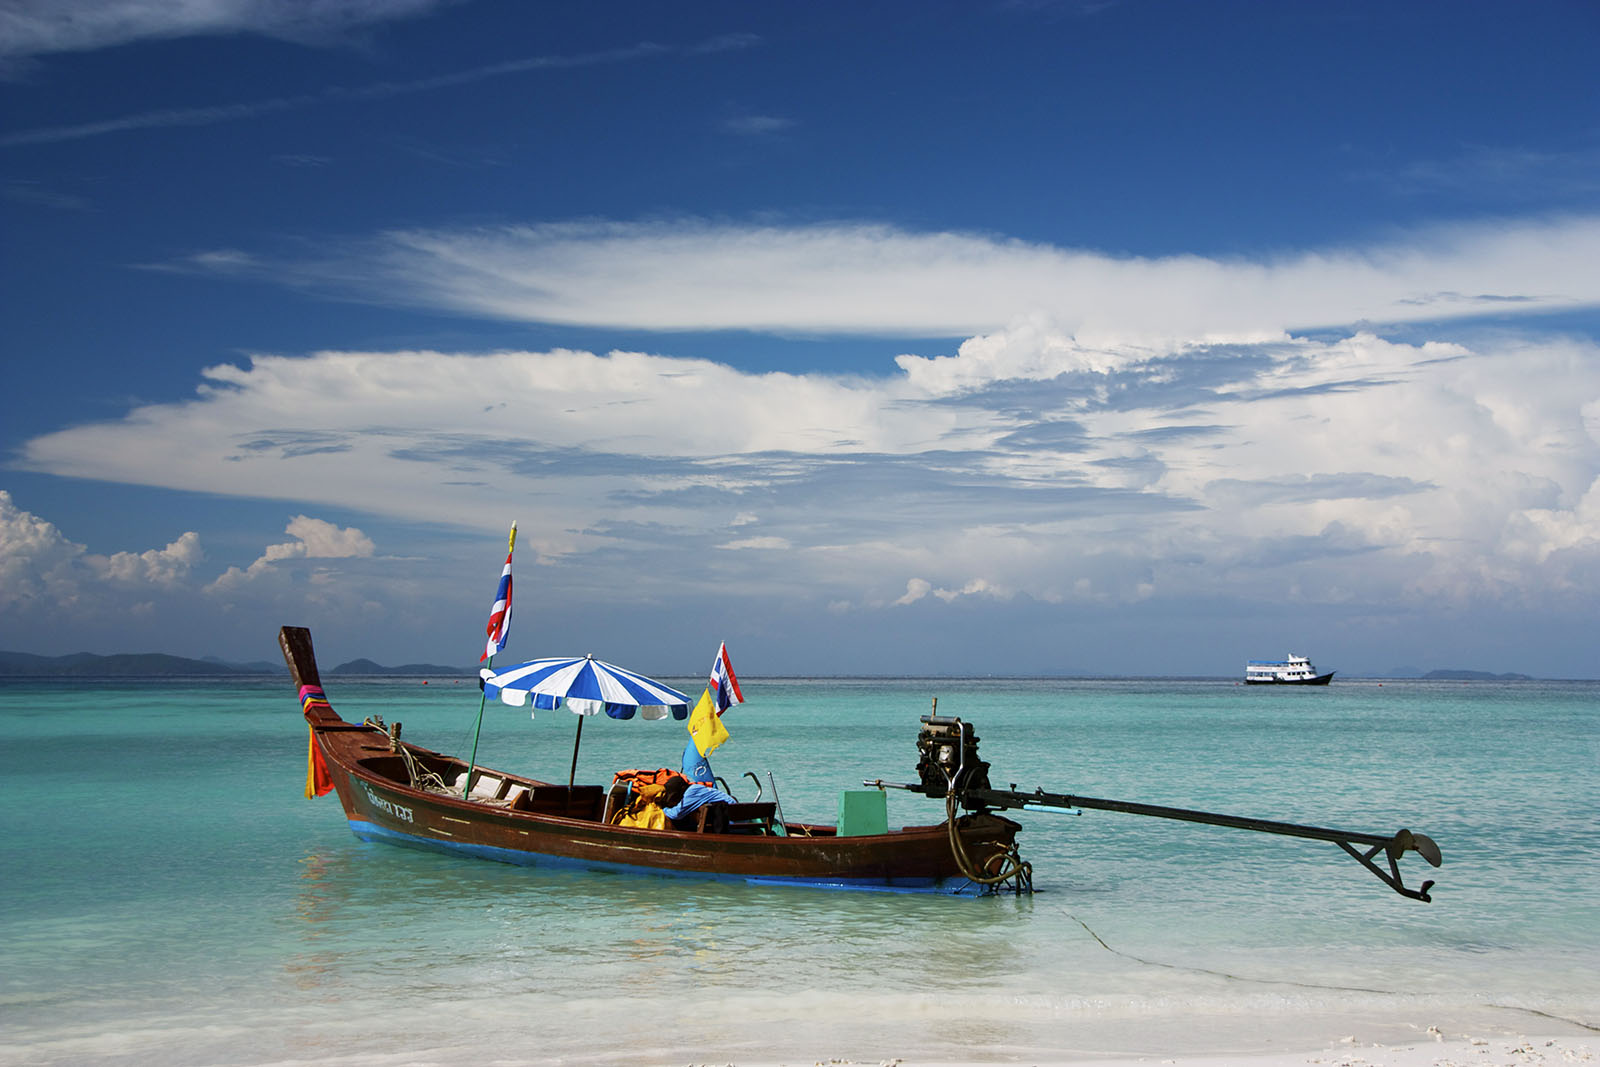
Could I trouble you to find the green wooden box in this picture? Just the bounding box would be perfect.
[836,789,889,837]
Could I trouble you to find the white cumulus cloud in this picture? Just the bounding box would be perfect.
[18,324,1600,621]
[0,489,204,614]
[207,515,374,591]
[90,532,203,586]
[0,489,87,609]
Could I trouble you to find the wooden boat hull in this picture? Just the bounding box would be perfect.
[284,627,1019,893]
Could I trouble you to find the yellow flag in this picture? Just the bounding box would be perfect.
[687,687,729,757]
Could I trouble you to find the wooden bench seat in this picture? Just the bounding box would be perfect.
[521,784,604,819]
[692,801,778,834]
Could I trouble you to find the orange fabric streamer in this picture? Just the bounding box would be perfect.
[305,727,334,798]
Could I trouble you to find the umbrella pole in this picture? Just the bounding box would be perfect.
[568,716,584,789]
[463,655,493,798]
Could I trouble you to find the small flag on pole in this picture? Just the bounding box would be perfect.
[689,642,740,758]
[687,686,729,758]
[709,641,742,713]
[682,735,716,783]
[481,523,517,662]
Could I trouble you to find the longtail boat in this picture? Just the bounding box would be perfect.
[282,626,1023,893]
[286,624,1443,901]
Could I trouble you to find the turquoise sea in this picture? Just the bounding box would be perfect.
[2,674,1596,1065]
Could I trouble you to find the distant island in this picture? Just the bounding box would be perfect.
[1419,669,1534,681]
[1354,665,1537,680]
[0,650,271,677]
[327,657,470,676]
[0,650,471,678]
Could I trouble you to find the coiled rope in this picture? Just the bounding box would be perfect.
[945,791,1032,888]
[364,715,450,792]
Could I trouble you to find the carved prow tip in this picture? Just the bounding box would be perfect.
[278,626,322,689]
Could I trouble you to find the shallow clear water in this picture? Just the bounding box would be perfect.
[2,675,1596,1065]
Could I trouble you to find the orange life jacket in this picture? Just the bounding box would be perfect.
[611,768,687,790]
[608,768,686,828]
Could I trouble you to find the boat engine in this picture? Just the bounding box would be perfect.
[914,715,992,804]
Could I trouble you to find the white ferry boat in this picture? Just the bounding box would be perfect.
[1245,654,1335,686]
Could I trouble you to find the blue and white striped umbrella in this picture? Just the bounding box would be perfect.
[480,654,690,720]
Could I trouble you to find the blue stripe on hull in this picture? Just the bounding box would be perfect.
[346,819,981,895]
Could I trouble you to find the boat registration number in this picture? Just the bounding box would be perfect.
[362,785,414,824]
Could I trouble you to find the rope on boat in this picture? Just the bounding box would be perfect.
[945,791,1032,890]
[1064,909,1600,1033]
[363,715,451,793]
[920,708,1029,892]
[400,745,450,792]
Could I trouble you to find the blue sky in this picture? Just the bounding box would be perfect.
[2,1,1598,677]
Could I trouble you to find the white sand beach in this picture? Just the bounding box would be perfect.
[1056,1033,1593,1067]
[790,1033,1596,1067]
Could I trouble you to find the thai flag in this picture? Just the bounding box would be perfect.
[481,527,516,662]
[709,642,742,713]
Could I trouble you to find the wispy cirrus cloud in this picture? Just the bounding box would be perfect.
[1,36,755,145]
[0,179,93,210]
[0,97,310,146]
[1353,142,1600,203]
[151,215,1600,343]
[0,0,453,77]
[721,113,793,136]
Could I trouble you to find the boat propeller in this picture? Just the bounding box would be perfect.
[1389,828,1443,868]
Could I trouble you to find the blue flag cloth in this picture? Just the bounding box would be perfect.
[682,737,714,784]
